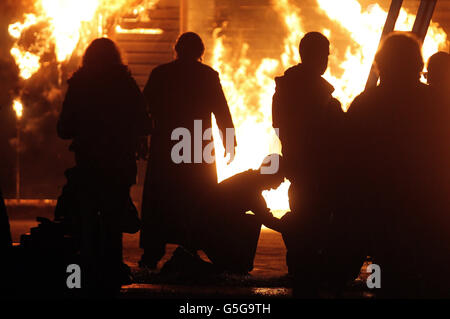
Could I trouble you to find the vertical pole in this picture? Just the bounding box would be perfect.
[365,0,403,89]
[412,0,438,44]
[180,0,188,34]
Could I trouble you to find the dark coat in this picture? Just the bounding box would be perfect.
[272,64,358,289]
[272,63,344,225]
[141,59,235,249]
[143,59,235,189]
[58,65,151,186]
[347,81,450,296]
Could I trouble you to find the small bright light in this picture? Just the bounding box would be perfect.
[115,25,163,35]
[13,99,23,119]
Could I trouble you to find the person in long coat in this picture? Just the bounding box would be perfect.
[139,32,239,269]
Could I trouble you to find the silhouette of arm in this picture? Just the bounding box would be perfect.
[211,72,236,154]
[57,84,80,140]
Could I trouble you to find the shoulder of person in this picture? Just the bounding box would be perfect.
[417,82,433,95]
[67,68,85,86]
[329,96,343,112]
[150,61,177,76]
[274,64,303,88]
[347,86,379,115]
[197,62,220,78]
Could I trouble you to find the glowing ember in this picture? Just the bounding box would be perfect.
[13,99,24,119]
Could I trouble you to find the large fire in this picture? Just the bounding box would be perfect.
[7,0,449,218]
[8,0,160,81]
[210,0,449,217]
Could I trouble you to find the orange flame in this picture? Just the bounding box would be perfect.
[211,0,448,217]
[317,0,449,109]
[8,0,161,80]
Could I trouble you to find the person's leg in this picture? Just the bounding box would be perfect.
[98,184,130,296]
[139,176,167,268]
[281,213,327,297]
[78,183,101,296]
[139,202,167,269]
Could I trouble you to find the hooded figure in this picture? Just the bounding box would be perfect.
[271,32,355,297]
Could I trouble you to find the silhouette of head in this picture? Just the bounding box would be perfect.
[175,32,205,61]
[82,37,124,68]
[299,32,330,76]
[375,32,424,86]
[427,51,450,88]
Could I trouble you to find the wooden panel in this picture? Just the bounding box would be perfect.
[124,52,174,64]
[115,30,179,42]
[128,64,162,76]
[216,0,272,7]
[119,19,179,30]
[147,7,179,19]
[117,40,174,53]
[158,0,180,6]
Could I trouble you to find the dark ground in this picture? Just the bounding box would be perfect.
[6,201,371,299]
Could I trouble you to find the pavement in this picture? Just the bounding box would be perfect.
[6,202,373,299]
[6,201,293,299]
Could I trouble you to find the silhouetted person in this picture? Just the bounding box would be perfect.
[427,51,450,114]
[272,32,358,297]
[58,38,151,296]
[427,51,450,94]
[347,33,449,298]
[139,32,238,270]
[426,51,450,297]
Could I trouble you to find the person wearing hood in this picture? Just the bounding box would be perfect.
[57,37,151,296]
[271,32,353,297]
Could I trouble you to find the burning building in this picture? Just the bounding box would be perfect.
[0,0,449,218]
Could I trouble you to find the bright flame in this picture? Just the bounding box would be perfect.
[211,0,448,217]
[8,0,161,80]
[211,29,282,183]
[317,0,449,109]
[7,0,448,220]
[115,25,163,35]
[13,100,23,119]
[39,0,100,62]
[10,47,41,80]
